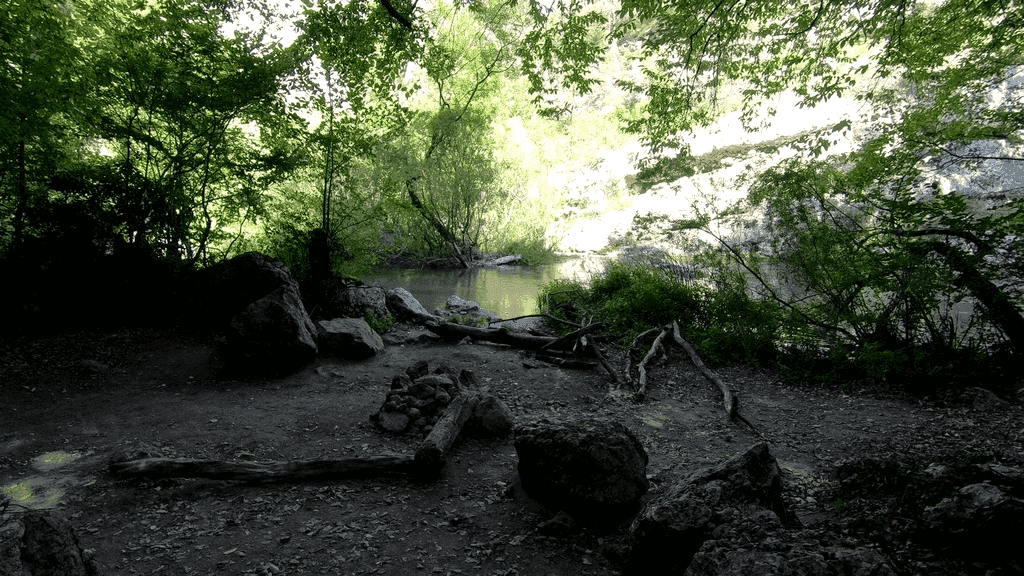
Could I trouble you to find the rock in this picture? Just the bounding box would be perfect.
[406,360,430,380]
[467,395,514,437]
[0,509,98,576]
[383,327,439,346]
[77,359,109,375]
[413,374,453,394]
[627,442,795,574]
[514,417,649,524]
[538,510,577,537]
[391,374,412,390]
[319,284,389,321]
[378,410,411,433]
[316,318,384,360]
[685,521,895,576]
[921,482,1024,563]
[444,295,501,322]
[387,288,437,322]
[193,252,298,326]
[226,284,318,374]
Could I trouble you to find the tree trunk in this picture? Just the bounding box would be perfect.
[424,320,570,350]
[919,240,1024,356]
[108,454,417,483]
[414,391,481,479]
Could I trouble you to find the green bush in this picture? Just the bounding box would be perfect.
[539,258,783,365]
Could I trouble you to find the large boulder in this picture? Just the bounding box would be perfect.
[192,252,298,326]
[318,284,389,321]
[0,509,98,576]
[920,481,1024,564]
[387,288,437,322]
[441,295,501,323]
[226,284,318,374]
[627,442,796,574]
[317,318,385,360]
[514,417,649,524]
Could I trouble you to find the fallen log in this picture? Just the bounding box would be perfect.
[415,390,482,479]
[425,320,569,350]
[108,454,417,483]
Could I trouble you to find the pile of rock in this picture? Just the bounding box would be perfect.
[372,360,515,438]
[374,362,463,436]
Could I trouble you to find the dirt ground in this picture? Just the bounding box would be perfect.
[3,324,1024,575]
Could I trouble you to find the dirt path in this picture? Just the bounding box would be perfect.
[2,327,1023,575]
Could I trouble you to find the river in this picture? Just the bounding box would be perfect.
[364,255,609,318]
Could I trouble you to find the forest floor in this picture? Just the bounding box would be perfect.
[2,324,1024,576]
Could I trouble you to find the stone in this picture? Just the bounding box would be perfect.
[226,284,318,374]
[387,288,437,322]
[320,284,389,321]
[378,410,410,433]
[193,252,298,326]
[685,522,896,576]
[921,482,1024,563]
[406,360,430,380]
[407,380,438,399]
[413,374,453,393]
[467,395,514,437]
[538,510,577,537]
[514,417,649,524]
[626,442,796,575]
[444,295,501,322]
[391,374,412,390]
[434,390,452,405]
[316,318,384,360]
[0,509,98,576]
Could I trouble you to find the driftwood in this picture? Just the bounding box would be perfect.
[108,454,417,483]
[589,338,622,386]
[625,327,662,391]
[670,321,759,434]
[490,254,523,266]
[415,391,481,479]
[635,325,671,401]
[534,354,598,369]
[538,322,604,352]
[425,321,569,350]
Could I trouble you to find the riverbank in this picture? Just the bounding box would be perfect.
[3,323,1023,575]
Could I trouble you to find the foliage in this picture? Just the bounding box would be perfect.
[364,309,396,334]
[540,257,781,364]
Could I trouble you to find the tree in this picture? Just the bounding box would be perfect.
[0,0,92,255]
[607,0,1024,372]
[91,0,299,266]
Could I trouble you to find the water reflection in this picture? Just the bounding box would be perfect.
[366,256,608,318]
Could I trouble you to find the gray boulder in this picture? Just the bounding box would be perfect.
[320,284,389,321]
[514,417,649,524]
[0,509,98,576]
[226,284,318,374]
[921,481,1024,563]
[627,442,796,574]
[193,252,298,326]
[442,295,501,322]
[387,288,437,322]
[468,395,514,437]
[316,318,385,360]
